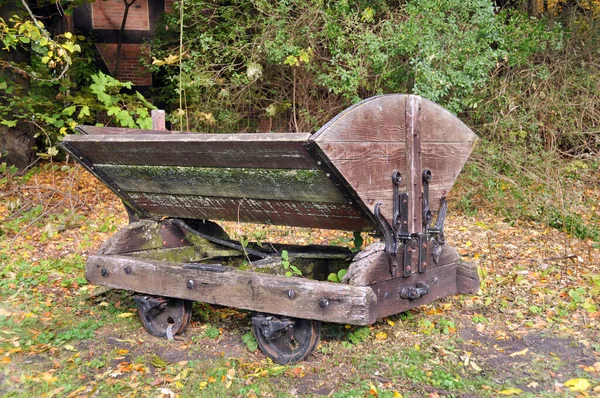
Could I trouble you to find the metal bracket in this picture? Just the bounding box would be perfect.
[375,169,448,277]
[400,281,430,300]
[374,172,411,277]
[251,315,295,340]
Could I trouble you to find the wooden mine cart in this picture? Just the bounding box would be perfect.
[61,94,480,364]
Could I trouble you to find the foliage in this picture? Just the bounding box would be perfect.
[0,11,155,159]
[151,0,504,132]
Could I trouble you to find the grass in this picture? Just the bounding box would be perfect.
[0,163,599,397]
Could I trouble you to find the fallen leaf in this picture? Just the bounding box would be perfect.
[498,388,523,395]
[117,312,136,318]
[375,332,387,340]
[509,348,529,357]
[563,378,590,392]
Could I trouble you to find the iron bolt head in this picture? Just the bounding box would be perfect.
[187,280,195,289]
[124,267,132,275]
[433,276,439,285]
[101,268,108,277]
[288,290,296,299]
[319,298,330,308]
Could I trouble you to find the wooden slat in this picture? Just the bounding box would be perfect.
[406,95,422,233]
[96,165,347,203]
[373,261,458,319]
[312,95,405,142]
[127,193,372,231]
[87,255,377,325]
[63,133,316,169]
[419,98,478,143]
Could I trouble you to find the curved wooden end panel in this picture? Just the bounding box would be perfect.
[310,94,478,226]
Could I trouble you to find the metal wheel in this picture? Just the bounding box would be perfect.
[134,295,193,338]
[251,314,321,364]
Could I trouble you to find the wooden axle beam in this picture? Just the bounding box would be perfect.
[87,255,378,325]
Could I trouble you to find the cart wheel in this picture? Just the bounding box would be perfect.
[251,314,320,364]
[134,296,193,338]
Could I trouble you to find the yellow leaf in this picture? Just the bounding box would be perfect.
[116,349,129,355]
[369,381,378,396]
[498,388,523,395]
[117,312,136,318]
[375,332,387,340]
[563,378,591,392]
[386,319,395,327]
[465,241,473,247]
[508,348,529,357]
[199,381,208,390]
[64,344,76,351]
[393,392,403,398]
[151,57,165,66]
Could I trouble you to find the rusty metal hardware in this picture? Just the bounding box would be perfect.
[251,315,295,340]
[134,295,168,318]
[376,169,448,277]
[400,281,430,300]
[374,171,410,277]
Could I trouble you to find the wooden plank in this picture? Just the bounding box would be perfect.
[151,110,166,131]
[312,95,405,142]
[98,220,189,255]
[76,126,185,135]
[63,134,317,169]
[456,262,480,294]
[95,164,347,203]
[419,98,478,143]
[87,254,377,325]
[405,95,423,233]
[127,193,372,231]
[344,243,461,286]
[372,261,458,319]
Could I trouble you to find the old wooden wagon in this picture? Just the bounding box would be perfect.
[61,94,480,364]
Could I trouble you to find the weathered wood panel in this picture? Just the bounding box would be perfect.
[419,97,478,143]
[87,255,377,325]
[311,95,405,142]
[372,261,458,319]
[95,165,347,203]
[99,220,189,255]
[312,94,477,228]
[456,262,480,294]
[63,133,316,169]
[127,193,372,230]
[344,243,461,286]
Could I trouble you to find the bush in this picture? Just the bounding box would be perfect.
[151,0,503,132]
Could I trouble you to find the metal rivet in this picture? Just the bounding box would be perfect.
[317,161,322,165]
[422,262,427,268]
[187,280,195,289]
[406,265,411,271]
[348,201,353,205]
[433,276,439,285]
[101,268,108,277]
[326,173,330,178]
[319,298,330,308]
[288,290,296,299]
[384,292,390,299]
[124,267,131,275]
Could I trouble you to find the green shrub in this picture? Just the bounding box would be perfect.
[151,0,504,132]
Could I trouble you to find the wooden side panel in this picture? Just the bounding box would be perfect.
[96,165,347,203]
[63,133,316,169]
[87,255,377,325]
[128,193,371,230]
[344,243,461,286]
[372,261,458,319]
[312,96,405,142]
[312,94,478,225]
